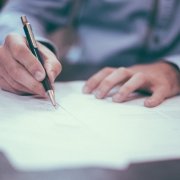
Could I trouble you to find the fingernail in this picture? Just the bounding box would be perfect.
[83,86,91,94]
[34,71,44,81]
[113,94,123,102]
[95,91,103,99]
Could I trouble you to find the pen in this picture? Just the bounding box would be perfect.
[21,15,56,107]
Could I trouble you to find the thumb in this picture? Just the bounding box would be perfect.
[38,43,62,84]
[144,88,167,108]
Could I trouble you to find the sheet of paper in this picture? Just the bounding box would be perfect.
[0,81,180,171]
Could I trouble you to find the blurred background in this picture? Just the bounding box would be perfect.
[0,0,74,57]
[0,0,5,8]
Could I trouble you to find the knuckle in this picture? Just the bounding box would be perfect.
[27,60,39,72]
[12,44,26,58]
[5,33,21,49]
[88,76,99,86]
[136,72,148,85]
[136,72,146,80]
[54,61,62,75]
[118,67,126,71]
[5,34,15,45]
[118,67,130,76]
[102,67,114,74]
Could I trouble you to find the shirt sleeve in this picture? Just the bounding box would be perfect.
[0,0,73,46]
[164,55,180,70]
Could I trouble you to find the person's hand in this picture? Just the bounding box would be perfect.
[83,62,180,107]
[0,33,61,96]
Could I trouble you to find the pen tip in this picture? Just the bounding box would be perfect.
[47,90,57,108]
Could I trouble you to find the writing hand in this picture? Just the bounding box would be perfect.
[0,33,61,96]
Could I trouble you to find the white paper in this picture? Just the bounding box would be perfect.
[0,81,180,171]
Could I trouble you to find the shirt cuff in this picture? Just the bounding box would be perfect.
[163,55,180,70]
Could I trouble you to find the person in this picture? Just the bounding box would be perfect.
[0,0,179,107]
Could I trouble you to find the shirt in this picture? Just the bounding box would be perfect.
[0,0,179,69]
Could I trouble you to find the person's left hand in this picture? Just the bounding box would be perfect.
[83,62,180,107]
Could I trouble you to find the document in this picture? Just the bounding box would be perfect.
[0,81,180,171]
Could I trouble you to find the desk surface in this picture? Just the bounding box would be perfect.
[0,81,180,173]
[1,152,180,180]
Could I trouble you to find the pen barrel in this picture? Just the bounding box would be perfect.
[23,25,52,92]
[32,48,53,92]
[23,24,37,50]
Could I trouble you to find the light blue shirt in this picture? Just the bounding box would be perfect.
[0,0,179,68]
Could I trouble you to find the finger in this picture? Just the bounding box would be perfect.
[0,76,40,96]
[112,72,147,102]
[4,59,46,96]
[94,67,132,99]
[0,76,18,94]
[5,33,46,81]
[144,88,167,107]
[38,42,62,84]
[0,65,35,94]
[83,67,115,94]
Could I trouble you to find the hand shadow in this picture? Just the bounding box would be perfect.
[106,86,151,102]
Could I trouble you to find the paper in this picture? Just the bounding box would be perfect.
[0,81,180,171]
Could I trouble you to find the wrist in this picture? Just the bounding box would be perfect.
[160,61,180,72]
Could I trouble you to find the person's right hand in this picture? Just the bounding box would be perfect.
[0,33,61,96]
